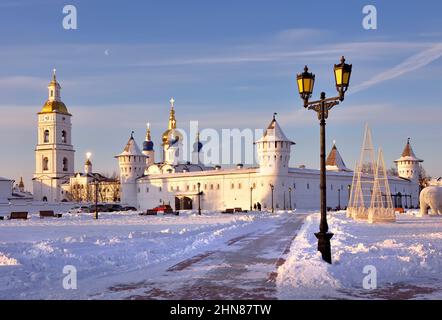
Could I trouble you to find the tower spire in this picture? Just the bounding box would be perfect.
[168,97,177,130]
[146,122,151,141]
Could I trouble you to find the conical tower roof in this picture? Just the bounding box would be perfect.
[394,138,423,163]
[116,132,143,157]
[255,113,295,144]
[326,142,350,171]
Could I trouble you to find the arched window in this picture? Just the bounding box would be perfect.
[42,196,48,202]
[61,130,67,143]
[44,130,50,143]
[43,157,49,171]
[63,158,68,171]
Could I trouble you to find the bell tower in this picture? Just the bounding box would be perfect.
[33,69,75,202]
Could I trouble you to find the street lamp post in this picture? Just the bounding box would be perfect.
[296,56,352,264]
[197,182,201,215]
[250,185,254,211]
[288,187,292,211]
[270,184,274,213]
[338,188,341,210]
[94,178,99,220]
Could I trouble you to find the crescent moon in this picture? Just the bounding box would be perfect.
[104,49,109,56]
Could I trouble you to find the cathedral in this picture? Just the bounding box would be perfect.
[116,99,422,212]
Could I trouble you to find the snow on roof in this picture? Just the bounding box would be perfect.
[255,116,295,144]
[395,139,423,163]
[116,134,143,157]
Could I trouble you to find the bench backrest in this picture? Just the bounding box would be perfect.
[10,212,28,219]
[39,210,55,217]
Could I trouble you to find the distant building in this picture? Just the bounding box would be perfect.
[0,177,33,205]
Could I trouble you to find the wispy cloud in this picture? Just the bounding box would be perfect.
[352,43,442,93]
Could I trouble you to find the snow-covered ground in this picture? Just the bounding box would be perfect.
[277,211,442,299]
[0,210,289,299]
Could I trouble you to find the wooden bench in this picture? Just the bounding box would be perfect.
[222,208,235,214]
[163,209,179,216]
[234,207,243,213]
[395,208,405,214]
[8,212,28,220]
[39,210,62,218]
[140,210,158,216]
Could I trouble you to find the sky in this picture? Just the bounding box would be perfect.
[0,0,441,189]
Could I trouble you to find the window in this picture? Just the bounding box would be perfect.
[238,183,242,189]
[146,187,149,193]
[210,184,214,190]
[61,130,67,143]
[50,90,54,97]
[231,183,234,189]
[44,130,50,143]
[307,183,310,190]
[217,184,220,190]
[159,187,162,192]
[43,157,49,171]
[63,158,68,171]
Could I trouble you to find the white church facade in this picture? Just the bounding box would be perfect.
[116,99,422,212]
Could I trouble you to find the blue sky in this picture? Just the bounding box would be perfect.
[0,0,442,188]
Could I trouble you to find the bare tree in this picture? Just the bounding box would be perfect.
[387,166,398,177]
[419,165,431,190]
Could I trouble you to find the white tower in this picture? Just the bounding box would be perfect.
[255,113,295,175]
[115,132,147,206]
[395,138,423,182]
[254,114,295,211]
[142,122,155,167]
[33,69,75,202]
[84,152,92,174]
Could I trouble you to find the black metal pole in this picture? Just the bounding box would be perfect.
[197,183,201,215]
[338,189,341,210]
[250,187,253,211]
[95,180,98,220]
[314,93,333,264]
[289,188,292,210]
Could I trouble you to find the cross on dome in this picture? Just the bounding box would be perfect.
[170,97,175,108]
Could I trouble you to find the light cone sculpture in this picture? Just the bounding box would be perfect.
[368,148,396,223]
[348,124,376,220]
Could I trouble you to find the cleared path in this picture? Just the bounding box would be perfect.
[108,214,307,300]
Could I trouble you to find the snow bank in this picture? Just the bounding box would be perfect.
[277,211,442,299]
[0,210,285,299]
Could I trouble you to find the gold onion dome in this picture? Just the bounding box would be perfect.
[39,69,70,115]
[162,97,183,146]
[41,100,69,114]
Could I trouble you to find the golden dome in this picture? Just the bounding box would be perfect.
[162,128,183,146]
[40,100,70,115]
